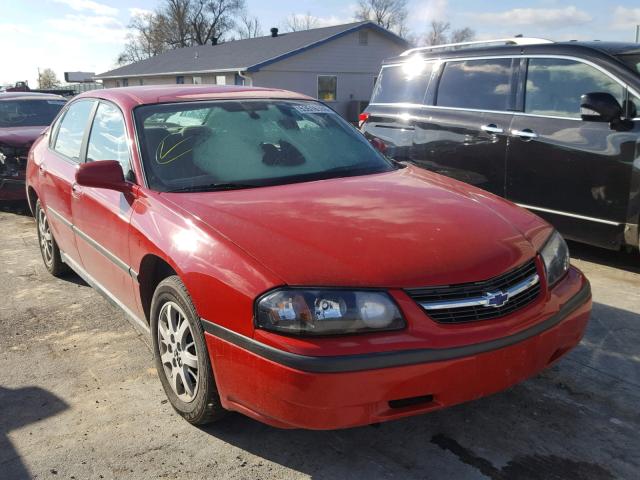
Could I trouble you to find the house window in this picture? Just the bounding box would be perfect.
[176,76,185,84]
[139,79,144,86]
[359,30,369,45]
[193,76,202,85]
[115,80,120,87]
[216,75,226,85]
[122,78,129,87]
[318,75,337,102]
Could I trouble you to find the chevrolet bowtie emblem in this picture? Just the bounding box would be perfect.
[484,290,509,308]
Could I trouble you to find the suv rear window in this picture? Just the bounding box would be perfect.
[436,58,513,111]
[370,60,434,105]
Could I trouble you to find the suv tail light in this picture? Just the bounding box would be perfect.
[358,112,370,128]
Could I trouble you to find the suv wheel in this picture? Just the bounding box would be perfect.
[150,275,226,425]
[35,200,68,276]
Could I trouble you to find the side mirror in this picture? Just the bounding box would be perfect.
[369,137,387,154]
[580,92,622,123]
[76,160,129,192]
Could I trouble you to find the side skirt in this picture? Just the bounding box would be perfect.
[60,252,151,338]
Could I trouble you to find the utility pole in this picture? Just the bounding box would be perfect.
[636,25,640,43]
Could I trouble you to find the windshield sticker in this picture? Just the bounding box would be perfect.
[293,104,334,115]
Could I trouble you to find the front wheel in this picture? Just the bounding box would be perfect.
[150,275,226,425]
[35,199,68,276]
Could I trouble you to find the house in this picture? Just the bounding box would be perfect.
[95,21,409,120]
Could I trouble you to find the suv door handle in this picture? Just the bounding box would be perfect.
[480,124,503,134]
[511,128,538,140]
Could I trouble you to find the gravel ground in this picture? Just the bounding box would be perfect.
[1,203,639,480]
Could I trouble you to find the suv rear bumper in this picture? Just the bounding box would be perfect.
[203,272,591,430]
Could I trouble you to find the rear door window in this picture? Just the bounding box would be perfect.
[86,102,132,178]
[525,58,624,118]
[436,58,513,111]
[371,60,434,105]
[53,100,95,161]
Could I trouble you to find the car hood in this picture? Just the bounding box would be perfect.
[0,126,46,147]
[162,167,550,288]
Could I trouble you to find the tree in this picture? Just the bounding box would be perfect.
[354,0,408,36]
[423,21,475,46]
[236,13,262,38]
[285,12,318,32]
[424,20,450,45]
[38,68,60,89]
[450,27,475,43]
[117,0,247,65]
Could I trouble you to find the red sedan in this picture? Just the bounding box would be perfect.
[26,86,591,430]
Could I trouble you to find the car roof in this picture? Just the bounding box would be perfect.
[75,85,313,107]
[383,40,640,65]
[0,92,66,101]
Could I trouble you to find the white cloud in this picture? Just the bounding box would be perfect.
[473,6,591,28]
[413,0,448,22]
[53,0,118,17]
[129,7,153,19]
[0,24,32,35]
[46,14,127,45]
[611,6,640,30]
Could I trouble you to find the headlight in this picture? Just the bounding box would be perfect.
[256,289,405,336]
[540,231,570,287]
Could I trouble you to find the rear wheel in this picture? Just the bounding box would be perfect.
[35,199,68,276]
[150,275,226,425]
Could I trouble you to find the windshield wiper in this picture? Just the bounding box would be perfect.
[167,182,259,193]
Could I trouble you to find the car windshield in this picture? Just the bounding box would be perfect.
[134,99,396,192]
[0,98,66,127]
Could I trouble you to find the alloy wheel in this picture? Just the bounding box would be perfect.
[38,207,53,266]
[157,301,200,403]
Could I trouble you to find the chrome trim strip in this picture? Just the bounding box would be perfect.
[516,203,622,226]
[201,281,591,373]
[419,273,539,311]
[61,251,149,335]
[46,206,139,279]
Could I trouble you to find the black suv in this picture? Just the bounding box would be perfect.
[361,38,640,252]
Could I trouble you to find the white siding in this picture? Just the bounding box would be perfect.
[251,27,404,118]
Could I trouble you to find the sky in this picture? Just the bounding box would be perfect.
[2,0,640,87]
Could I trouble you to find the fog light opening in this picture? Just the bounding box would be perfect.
[389,394,435,409]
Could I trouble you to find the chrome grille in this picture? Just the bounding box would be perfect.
[406,259,542,324]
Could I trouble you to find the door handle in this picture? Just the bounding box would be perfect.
[481,124,503,134]
[511,128,538,140]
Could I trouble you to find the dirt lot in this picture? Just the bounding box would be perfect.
[1,203,639,480]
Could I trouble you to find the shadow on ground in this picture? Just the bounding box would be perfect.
[568,240,640,274]
[0,386,68,480]
[0,200,31,217]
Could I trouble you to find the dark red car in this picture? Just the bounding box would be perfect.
[26,86,591,430]
[0,92,66,201]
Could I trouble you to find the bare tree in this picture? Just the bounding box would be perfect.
[118,12,168,65]
[160,0,192,48]
[38,68,60,89]
[424,20,450,45]
[354,0,408,36]
[190,0,245,45]
[285,12,318,32]
[236,13,263,38]
[450,27,475,43]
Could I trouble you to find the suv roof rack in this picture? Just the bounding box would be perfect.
[400,37,554,57]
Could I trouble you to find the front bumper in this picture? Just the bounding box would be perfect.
[203,270,591,430]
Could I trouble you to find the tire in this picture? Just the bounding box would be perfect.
[150,275,226,425]
[35,199,69,277]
